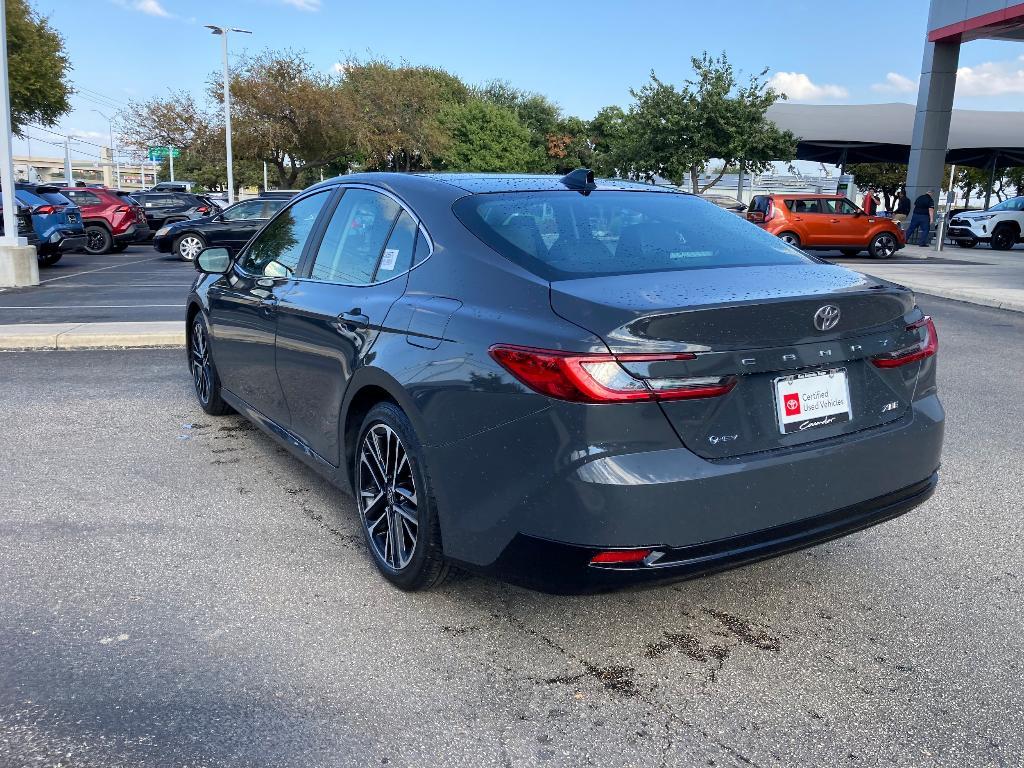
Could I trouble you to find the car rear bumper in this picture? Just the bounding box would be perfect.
[57,233,87,252]
[481,473,936,593]
[114,224,152,244]
[38,231,87,254]
[429,392,944,588]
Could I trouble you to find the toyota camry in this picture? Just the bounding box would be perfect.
[186,170,944,593]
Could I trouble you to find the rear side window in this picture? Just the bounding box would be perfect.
[454,191,812,281]
[309,189,402,285]
[66,190,103,206]
[786,199,825,214]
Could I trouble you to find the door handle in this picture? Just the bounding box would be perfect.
[336,309,369,330]
[259,295,279,315]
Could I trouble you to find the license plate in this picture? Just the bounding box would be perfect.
[774,368,852,434]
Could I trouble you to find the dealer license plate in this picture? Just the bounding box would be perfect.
[774,368,852,434]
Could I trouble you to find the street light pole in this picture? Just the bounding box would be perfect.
[206,24,251,206]
[92,108,121,189]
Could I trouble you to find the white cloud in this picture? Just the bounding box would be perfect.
[111,0,172,17]
[70,130,105,141]
[871,72,917,94]
[955,56,1024,97]
[332,61,346,75]
[282,0,321,10]
[768,72,848,101]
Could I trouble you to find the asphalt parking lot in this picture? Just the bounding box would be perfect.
[1,296,1021,767]
[0,246,191,325]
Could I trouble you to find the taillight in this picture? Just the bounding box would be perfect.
[114,205,132,213]
[196,206,210,214]
[872,316,938,368]
[488,345,737,403]
[764,199,776,221]
[33,205,59,215]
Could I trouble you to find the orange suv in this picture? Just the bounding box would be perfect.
[746,194,905,259]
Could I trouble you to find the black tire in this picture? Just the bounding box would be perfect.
[840,249,861,257]
[354,402,448,591]
[868,231,899,259]
[778,231,801,248]
[84,224,112,255]
[174,232,206,261]
[110,242,129,253]
[37,252,62,267]
[990,226,1017,251]
[188,313,232,416]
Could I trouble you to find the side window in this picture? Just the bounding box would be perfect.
[69,191,102,206]
[375,211,417,280]
[836,199,859,215]
[309,189,401,285]
[240,190,331,277]
[221,200,264,221]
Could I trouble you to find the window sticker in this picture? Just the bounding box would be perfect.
[379,248,400,271]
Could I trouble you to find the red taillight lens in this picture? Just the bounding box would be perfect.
[33,204,58,214]
[488,345,736,403]
[747,211,765,223]
[114,205,132,213]
[590,549,653,565]
[872,316,938,368]
[197,206,210,214]
[765,200,776,221]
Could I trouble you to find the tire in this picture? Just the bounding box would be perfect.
[175,233,206,261]
[990,226,1017,251]
[37,252,62,267]
[840,249,861,257]
[188,313,232,416]
[84,224,112,255]
[868,232,898,259]
[354,402,449,591]
[778,231,801,248]
[110,242,129,253]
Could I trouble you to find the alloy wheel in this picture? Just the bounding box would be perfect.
[85,227,110,254]
[874,234,897,258]
[179,236,204,261]
[357,423,419,571]
[780,233,799,246]
[190,320,212,405]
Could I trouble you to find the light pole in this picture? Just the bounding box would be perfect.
[92,108,121,189]
[206,24,251,205]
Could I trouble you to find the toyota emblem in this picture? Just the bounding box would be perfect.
[813,304,841,331]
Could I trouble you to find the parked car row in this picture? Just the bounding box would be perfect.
[154,191,294,260]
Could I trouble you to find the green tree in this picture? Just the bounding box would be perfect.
[588,105,628,178]
[117,90,212,153]
[620,53,796,192]
[6,0,71,134]
[846,163,908,211]
[438,99,534,172]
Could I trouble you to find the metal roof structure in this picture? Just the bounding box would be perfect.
[766,102,1024,169]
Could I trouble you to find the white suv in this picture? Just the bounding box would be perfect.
[947,196,1024,250]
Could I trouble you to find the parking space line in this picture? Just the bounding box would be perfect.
[0,304,183,310]
[39,256,165,284]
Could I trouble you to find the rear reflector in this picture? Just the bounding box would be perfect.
[872,316,938,368]
[489,345,736,404]
[590,549,652,565]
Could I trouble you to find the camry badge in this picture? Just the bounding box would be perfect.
[813,305,841,331]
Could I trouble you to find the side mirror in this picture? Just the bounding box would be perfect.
[195,247,231,274]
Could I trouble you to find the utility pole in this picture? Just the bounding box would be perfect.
[263,161,268,191]
[206,25,252,205]
[0,0,38,286]
[64,139,73,185]
[169,148,175,182]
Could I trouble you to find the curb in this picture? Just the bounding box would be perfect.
[909,287,1024,314]
[0,322,185,350]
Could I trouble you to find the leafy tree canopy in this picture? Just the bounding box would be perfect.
[7,0,72,135]
[438,99,534,172]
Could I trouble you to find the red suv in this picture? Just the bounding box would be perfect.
[746,194,905,259]
[57,187,150,255]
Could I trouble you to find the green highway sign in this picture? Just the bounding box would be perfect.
[147,146,180,161]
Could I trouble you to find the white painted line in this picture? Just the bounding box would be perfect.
[38,256,165,284]
[0,304,182,309]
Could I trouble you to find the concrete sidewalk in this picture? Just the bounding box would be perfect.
[858,245,1024,313]
[0,321,184,350]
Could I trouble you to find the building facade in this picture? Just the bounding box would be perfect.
[908,1,1024,198]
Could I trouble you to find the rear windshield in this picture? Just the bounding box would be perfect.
[747,195,771,213]
[39,191,72,206]
[454,191,811,280]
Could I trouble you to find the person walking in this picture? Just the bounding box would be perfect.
[893,189,911,227]
[905,189,935,247]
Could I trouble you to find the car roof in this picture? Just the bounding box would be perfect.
[304,171,680,196]
[772,193,844,199]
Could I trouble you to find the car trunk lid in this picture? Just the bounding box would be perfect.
[550,264,921,459]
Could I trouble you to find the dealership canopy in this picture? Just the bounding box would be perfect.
[766,102,1024,169]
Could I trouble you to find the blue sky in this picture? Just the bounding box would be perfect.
[19,0,1024,162]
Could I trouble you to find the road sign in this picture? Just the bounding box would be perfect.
[147,147,180,161]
